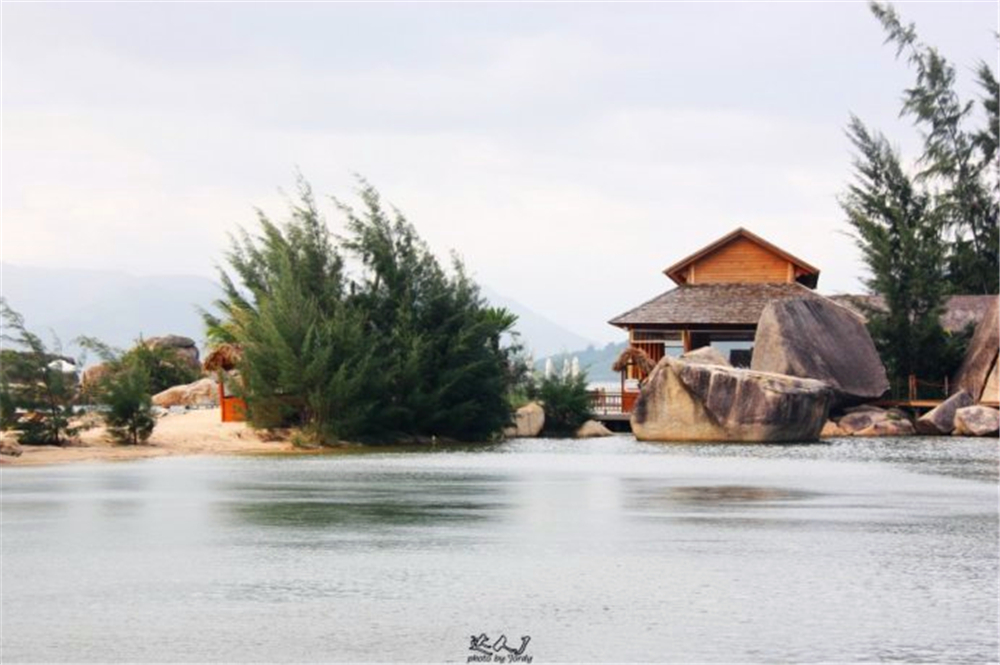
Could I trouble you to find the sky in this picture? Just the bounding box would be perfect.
[2,1,997,344]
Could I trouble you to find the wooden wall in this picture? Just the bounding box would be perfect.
[686,237,791,284]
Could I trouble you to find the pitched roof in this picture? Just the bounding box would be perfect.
[608,282,824,328]
[828,294,998,333]
[663,227,821,287]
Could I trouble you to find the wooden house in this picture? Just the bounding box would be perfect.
[608,228,822,396]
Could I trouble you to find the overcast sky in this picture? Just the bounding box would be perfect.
[3,1,997,343]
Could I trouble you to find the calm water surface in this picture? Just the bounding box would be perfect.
[2,436,998,663]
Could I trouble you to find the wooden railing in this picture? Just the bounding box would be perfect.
[588,390,639,415]
[890,374,950,401]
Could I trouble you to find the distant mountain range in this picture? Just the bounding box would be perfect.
[535,340,628,384]
[1,264,595,362]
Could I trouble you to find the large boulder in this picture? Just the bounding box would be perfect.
[981,359,999,404]
[915,390,974,435]
[80,362,113,393]
[952,406,1000,437]
[751,298,889,408]
[631,357,831,443]
[504,402,545,438]
[952,297,999,402]
[145,335,201,371]
[152,378,219,408]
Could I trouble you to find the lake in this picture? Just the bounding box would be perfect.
[2,436,997,663]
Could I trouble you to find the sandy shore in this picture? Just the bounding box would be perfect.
[2,408,308,466]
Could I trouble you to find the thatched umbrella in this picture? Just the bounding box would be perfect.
[203,343,243,372]
[612,346,656,376]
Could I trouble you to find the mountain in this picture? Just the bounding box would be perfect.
[536,340,628,384]
[1,264,219,361]
[1,264,594,362]
[480,285,596,358]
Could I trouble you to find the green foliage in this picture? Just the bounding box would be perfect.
[841,117,952,381]
[869,1,999,295]
[119,342,199,395]
[76,337,157,445]
[843,3,997,388]
[102,366,156,445]
[0,299,81,445]
[532,371,592,435]
[204,177,521,444]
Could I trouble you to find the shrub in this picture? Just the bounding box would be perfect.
[100,366,156,445]
[534,371,591,436]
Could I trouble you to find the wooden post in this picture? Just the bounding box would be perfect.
[908,374,917,402]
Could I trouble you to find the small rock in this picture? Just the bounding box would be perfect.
[916,390,973,435]
[837,409,882,434]
[504,402,545,438]
[1,437,23,457]
[576,420,612,438]
[820,420,848,438]
[855,419,916,437]
[953,406,1000,437]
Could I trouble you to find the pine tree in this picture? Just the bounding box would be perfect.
[205,177,519,443]
[76,337,157,445]
[870,1,999,294]
[0,300,81,445]
[841,118,965,385]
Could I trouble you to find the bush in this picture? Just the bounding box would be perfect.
[100,366,155,445]
[76,337,157,445]
[119,342,199,394]
[533,371,591,436]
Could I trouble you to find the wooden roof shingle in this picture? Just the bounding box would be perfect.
[608,283,825,328]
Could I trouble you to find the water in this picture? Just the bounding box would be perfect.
[2,436,997,663]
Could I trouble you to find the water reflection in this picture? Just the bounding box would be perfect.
[1,437,997,663]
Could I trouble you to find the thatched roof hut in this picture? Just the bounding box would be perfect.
[612,346,656,376]
[203,343,243,372]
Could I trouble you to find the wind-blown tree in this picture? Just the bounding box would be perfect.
[204,178,519,444]
[0,300,81,445]
[77,338,156,446]
[870,1,999,295]
[841,118,963,383]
